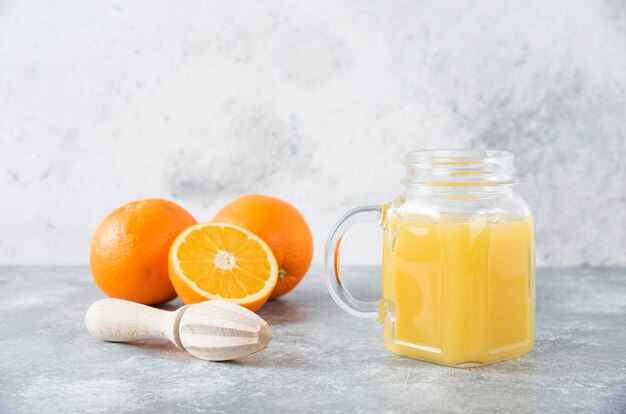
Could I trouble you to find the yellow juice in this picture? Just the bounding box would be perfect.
[381,215,535,366]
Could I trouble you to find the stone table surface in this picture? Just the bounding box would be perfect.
[0,266,625,413]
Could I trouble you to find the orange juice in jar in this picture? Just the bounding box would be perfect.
[325,150,535,367]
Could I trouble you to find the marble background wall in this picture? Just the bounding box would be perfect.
[2,0,625,266]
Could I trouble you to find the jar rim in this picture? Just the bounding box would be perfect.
[406,149,513,164]
[403,148,517,188]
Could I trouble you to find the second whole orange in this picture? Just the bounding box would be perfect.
[212,194,313,299]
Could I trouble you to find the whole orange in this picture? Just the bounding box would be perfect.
[212,194,313,299]
[90,199,197,305]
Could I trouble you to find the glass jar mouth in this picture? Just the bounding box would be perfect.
[406,149,513,164]
[403,149,517,188]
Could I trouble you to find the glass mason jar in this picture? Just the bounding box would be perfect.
[324,149,535,367]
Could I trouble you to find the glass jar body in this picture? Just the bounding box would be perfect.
[380,187,535,367]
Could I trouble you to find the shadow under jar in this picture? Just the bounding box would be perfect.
[325,149,535,367]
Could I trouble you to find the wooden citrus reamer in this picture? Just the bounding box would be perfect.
[85,298,273,361]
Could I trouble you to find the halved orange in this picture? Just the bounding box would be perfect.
[168,222,278,312]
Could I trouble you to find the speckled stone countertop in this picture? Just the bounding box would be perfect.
[1,266,625,413]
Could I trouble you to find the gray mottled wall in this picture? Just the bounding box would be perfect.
[1,0,625,266]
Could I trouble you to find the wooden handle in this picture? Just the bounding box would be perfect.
[85,298,182,345]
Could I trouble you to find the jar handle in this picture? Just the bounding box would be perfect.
[324,205,382,319]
